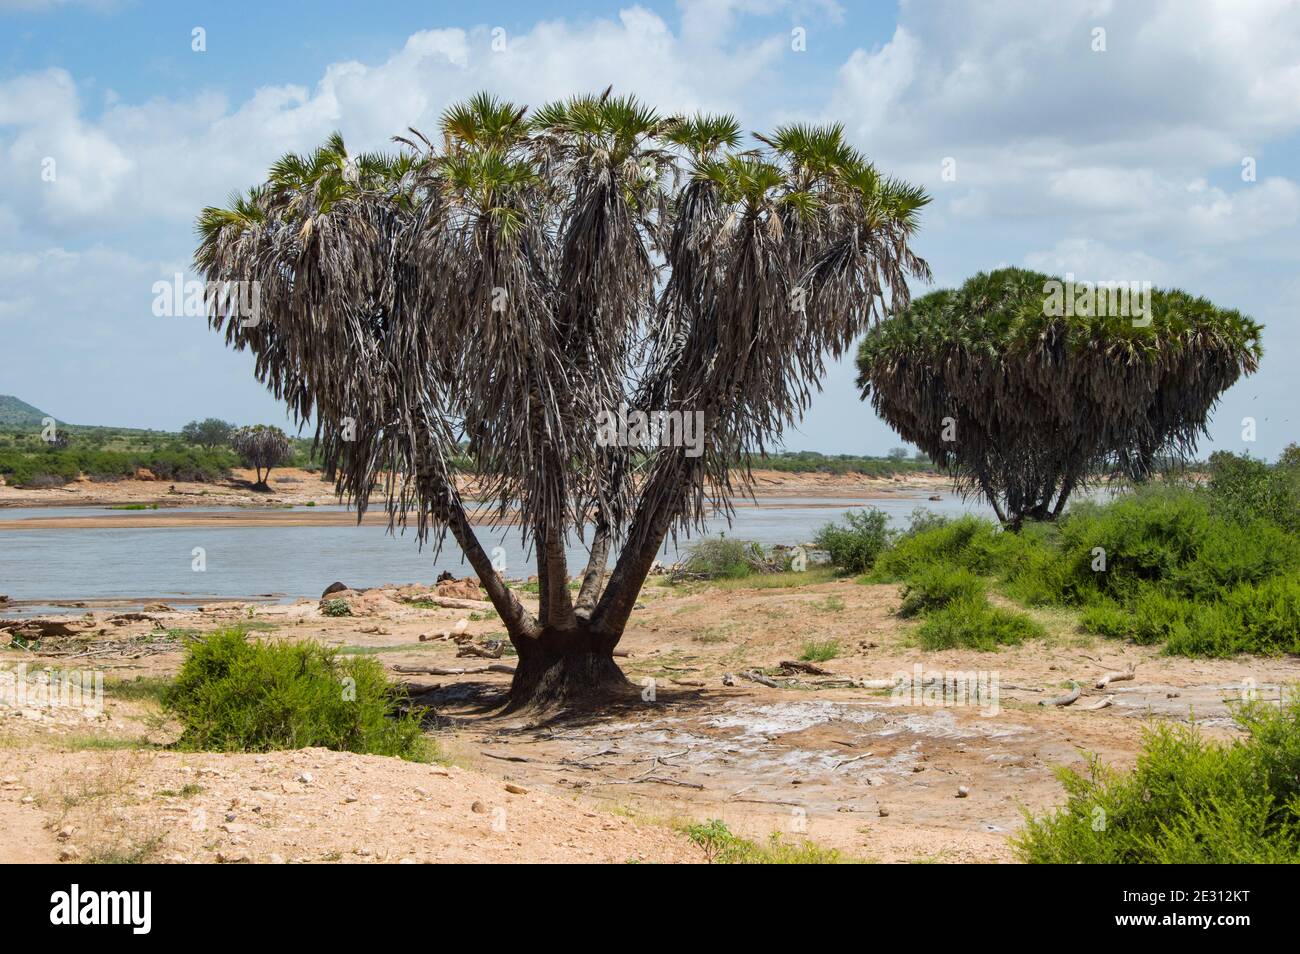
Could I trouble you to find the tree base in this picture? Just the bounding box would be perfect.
[504,650,631,713]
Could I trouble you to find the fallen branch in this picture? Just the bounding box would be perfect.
[1040,682,1081,707]
[778,660,832,676]
[809,678,860,689]
[602,776,705,790]
[1095,666,1136,689]
[457,640,505,659]
[833,753,873,771]
[1083,695,1114,711]
[409,595,494,611]
[860,678,902,690]
[738,669,784,688]
[390,663,515,675]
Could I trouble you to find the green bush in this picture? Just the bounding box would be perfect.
[0,444,236,486]
[1204,451,1300,534]
[873,514,1012,579]
[321,598,353,618]
[915,597,1044,651]
[1016,697,1300,863]
[814,508,891,573]
[1078,600,1133,640]
[166,629,429,760]
[896,564,986,618]
[1167,576,1300,657]
[677,538,767,580]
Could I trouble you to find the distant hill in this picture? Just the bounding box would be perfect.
[0,395,58,429]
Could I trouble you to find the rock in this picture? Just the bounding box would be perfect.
[57,826,75,841]
[878,806,890,817]
[2,618,85,638]
[504,784,528,795]
[321,581,350,598]
[142,602,175,612]
[59,846,81,861]
[956,786,970,798]
[435,577,484,601]
[268,853,286,864]
[471,800,487,814]
[216,850,251,864]
[296,772,313,784]
[134,468,157,481]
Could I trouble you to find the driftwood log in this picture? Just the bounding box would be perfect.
[1095,666,1136,689]
[390,663,515,675]
[1040,682,1081,707]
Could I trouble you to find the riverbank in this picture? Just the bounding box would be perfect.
[0,467,951,510]
[2,572,1289,864]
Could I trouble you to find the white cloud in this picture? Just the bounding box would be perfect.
[0,6,797,240]
[828,0,1300,248]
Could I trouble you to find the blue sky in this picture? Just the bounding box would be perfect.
[2,0,1297,458]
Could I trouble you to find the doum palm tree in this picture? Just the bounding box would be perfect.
[195,89,930,709]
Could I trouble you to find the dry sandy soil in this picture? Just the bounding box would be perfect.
[3,572,1294,864]
[0,467,949,512]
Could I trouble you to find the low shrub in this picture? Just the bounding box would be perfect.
[321,598,352,618]
[1015,697,1300,863]
[814,508,890,574]
[896,564,985,618]
[676,538,768,580]
[685,819,845,864]
[915,597,1044,651]
[166,629,429,760]
[1168,576,1300,657]
[872,514,1031,581]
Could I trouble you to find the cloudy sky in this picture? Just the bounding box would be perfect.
[2,0,1297,458]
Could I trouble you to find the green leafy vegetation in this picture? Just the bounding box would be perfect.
[165,628,430,760]
[674,538,771,580]
[757,450,930,477]
[0,403,325,488]
[896,564,986,618]
[799,638,841,662]
[685,819,846,864]
[321,598,353,617]
[814,508,890,573]
[916,598,1043,651]
[864,450,1300,657]
[1016,697,1300,863]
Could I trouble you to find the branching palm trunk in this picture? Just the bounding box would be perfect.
[194,93,934,712]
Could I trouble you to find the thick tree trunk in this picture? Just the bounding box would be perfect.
[504,624,631,712]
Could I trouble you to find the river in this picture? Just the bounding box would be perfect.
[0,494,995,616]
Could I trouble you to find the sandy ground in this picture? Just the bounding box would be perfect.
[0,467,950,512]
[3,573,1293,864]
